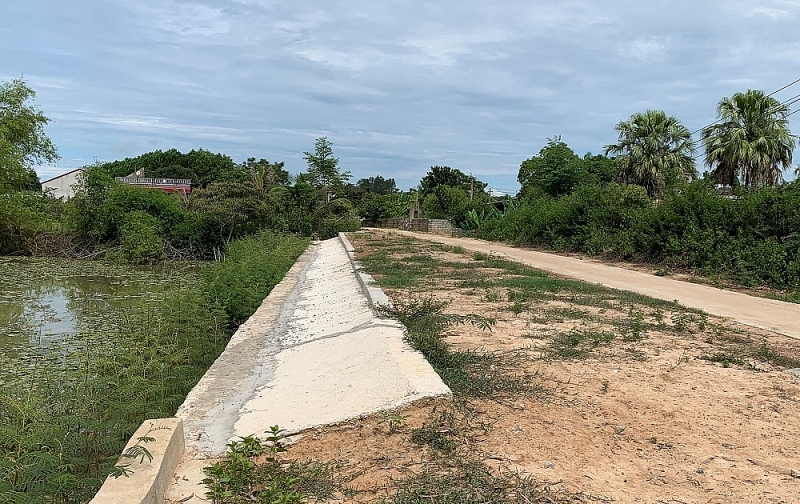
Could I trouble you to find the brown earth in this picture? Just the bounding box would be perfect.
[284,230,800,503]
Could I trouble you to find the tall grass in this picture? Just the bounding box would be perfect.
[0,232,308,503]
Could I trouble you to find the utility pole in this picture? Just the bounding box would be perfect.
[469,170,474,201]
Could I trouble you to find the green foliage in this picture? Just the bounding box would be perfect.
[517,138,616,200]
[358,192,407,225]
[202,426,336,504]
[0,78,59,193]
[0,234,307,502]
[357,175,397,194]
[117,211,164,264]
[422,185,470,220]
[202,232,309,326]
[0,191,61,254]
[101,148,239,188]
[702,89,796,187]
[188,180,272,245]
[605,110,696,196]
[303,137,350,190]
[419,166,486,197]
[479,178,800,290]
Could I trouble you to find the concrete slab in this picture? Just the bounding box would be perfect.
[164,237,449,503]
[91,418,184,504]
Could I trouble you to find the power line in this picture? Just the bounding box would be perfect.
[687,88,800,150]
[767,77,800,97]
[688,77,800,138]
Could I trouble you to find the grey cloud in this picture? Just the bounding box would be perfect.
[2,0,799,190]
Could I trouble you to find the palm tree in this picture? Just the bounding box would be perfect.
[702,89,795,188]
[604,110,696,196]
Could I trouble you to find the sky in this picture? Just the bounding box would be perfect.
[3,0,800,192]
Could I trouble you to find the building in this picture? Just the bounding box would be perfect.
[41,168,84,200]
[115,169,191,195]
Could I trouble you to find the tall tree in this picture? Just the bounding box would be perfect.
[419,165,487,197]
[605,110,696,196]
[0,78,59,192]
[518,136,583,198]
[303,137,350,190]
[702,89,795,188]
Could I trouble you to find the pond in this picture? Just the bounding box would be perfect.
[0,257,195,366]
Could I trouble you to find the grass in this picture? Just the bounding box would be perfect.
[345,230,800,503]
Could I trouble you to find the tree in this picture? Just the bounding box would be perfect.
[518,137,583,198]
[0,78,59,192]
[357,175,397,194]
[702,89,796,188]
[419,165,487,197]
[242,158,289,193]
[303,137,350,190]
[422,185,470,220]
[605,110,696,196]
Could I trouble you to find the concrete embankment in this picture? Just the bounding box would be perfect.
[159,235,449,503]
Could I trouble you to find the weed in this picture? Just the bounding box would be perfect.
[549,328,615,360]
[601,379,610,393]
[378,296,539,399]
[483,289,503,303]
[202,426,337,504]
[700,352,744,366]
[622,307,647,342]
[754,344,800,368]
[410,409,459,454]
[379,411,409,434]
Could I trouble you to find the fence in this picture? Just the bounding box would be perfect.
[380,218,457,236]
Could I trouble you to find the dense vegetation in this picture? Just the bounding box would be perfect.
[0,232,309,503]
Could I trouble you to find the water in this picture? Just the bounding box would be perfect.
[0,257,196,359]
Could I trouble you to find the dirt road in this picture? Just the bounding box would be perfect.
[387,230,800,340]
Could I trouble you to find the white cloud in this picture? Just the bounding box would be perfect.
[618,37,672,63]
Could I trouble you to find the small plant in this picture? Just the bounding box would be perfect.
[203,425,313,504]
[623,307,647,341]
[111,424,169,478]
[601,379,610,393]
[379,410,408,434]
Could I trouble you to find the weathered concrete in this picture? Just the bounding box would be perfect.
[90,418,184,504]
[164,237,449,503]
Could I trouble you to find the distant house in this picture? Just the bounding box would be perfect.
[41,168,84,200]
[115,169,191,195]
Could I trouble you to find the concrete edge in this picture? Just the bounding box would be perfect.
[90,418,184,504]
[339,232,392,309]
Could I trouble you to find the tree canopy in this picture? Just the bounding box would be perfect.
[101,148,238,188]
[303,137,350,190]
[518,137,616,199]
[357,175,397,194]
[419,165,487,197]
[605,110,696,196]
[0,78,59,192]
[702,89,796,188]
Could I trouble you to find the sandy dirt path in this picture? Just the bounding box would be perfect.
[387,230,800,340]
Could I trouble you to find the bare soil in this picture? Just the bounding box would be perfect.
[285,230,800,503]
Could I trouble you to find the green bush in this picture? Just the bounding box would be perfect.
[202,232,309,326]
[118,211,164,264]
[478,179,800,290]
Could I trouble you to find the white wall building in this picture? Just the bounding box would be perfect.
[41,169,84,200]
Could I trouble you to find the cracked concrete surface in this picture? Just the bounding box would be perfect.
[165,237,449,502]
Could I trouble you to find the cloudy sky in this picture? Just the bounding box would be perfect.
[3,0,800,191]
